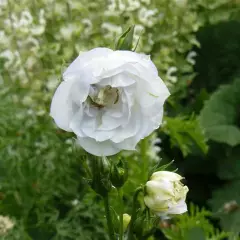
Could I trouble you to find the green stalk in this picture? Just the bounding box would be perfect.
[140,138,148,182]
[103,194,115,240]
[127,187,143,240]
[118,188,124,240]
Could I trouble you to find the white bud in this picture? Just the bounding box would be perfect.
[144,171,188,217]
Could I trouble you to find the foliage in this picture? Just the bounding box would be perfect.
[163,116,208,157]
[162,204,234,240]
[193,21,240,92]
[0,86,108,239]
[199,78,240,146]
[0,0,240,239]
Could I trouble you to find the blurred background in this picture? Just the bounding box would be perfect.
[0,0,240,239]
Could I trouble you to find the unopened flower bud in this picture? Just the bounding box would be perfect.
[110,159,128,188]
[91,156,112,197]
[123,213,131,232]
[144,171,188,217]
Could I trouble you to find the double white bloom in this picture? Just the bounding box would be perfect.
[144,171,189,217]
[50,48,169,156]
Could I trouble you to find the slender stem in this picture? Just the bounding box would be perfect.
[103,194,115,240]
[127,187,143,240]
[140,138,148,182]
[118,188,124,240]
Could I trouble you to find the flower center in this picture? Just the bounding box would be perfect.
[88,85,119,108]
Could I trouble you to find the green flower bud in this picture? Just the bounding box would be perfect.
[110,159,128,188]
[91,156,112,197]
[115,26,135,51]
[123,213,131,232]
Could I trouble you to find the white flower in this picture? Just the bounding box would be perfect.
[144,171,188,217]
[50,48,170,156]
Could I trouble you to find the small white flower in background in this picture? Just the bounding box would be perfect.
[101,23,122,39]
[128,0,141,11]
[71,199,79,206]
[140,0,151,5]
[82,18,93,35]
[144,171,188,217]
[146,133,161,162]
[138,7,158,27]
[186,51,197,65]
[60,24,78,41]
[50,48,170,156]
[166,66,178,83]
[0,216,14,236]
[174,0,188,7]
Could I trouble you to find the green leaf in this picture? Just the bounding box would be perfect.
[115,26,135,51]
[163,116,208,156]
[199,78,240,146]
[209,181,240,233]
[186,227,206,240]
[217,146,240,180]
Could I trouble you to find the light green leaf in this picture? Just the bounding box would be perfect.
[163,116,208,156]
[115,26,135,51]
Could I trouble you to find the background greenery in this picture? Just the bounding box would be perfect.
[0,0,240,239]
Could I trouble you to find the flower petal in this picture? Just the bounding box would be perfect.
[151,171,183,182]
[63,48,113,81]
[69,106,84,137]
[50,79,77,131]
[166,200,188,215]
[77,137,119,156]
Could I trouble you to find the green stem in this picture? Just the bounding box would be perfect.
[127,187,143,240]
[118,188,124,240]
[103,194,115,240]
[140,138,148,182]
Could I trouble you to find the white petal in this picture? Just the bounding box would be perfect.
[63,48,113,80]
[111,107,141,143]
[145,180,174,198]
[70,72,91,104]
[98,114,123,131]
[144,196,168,212]
[115,137,138,151]
[98,72,136,87]
[77,137,119,156]
[69,107,84,137]
[151,171,183,182]
[50,79,77,131]
[166,200,188,215]
[136,76,170,108]
[142,108,164,138]
[113,50,158,76]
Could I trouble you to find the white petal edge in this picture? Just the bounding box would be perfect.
[50,79,77,131]
[77,137,120,156]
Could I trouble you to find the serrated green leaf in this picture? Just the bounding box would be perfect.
[163,116,208,156]
[200,78,240,146]
[218,146,240,180]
